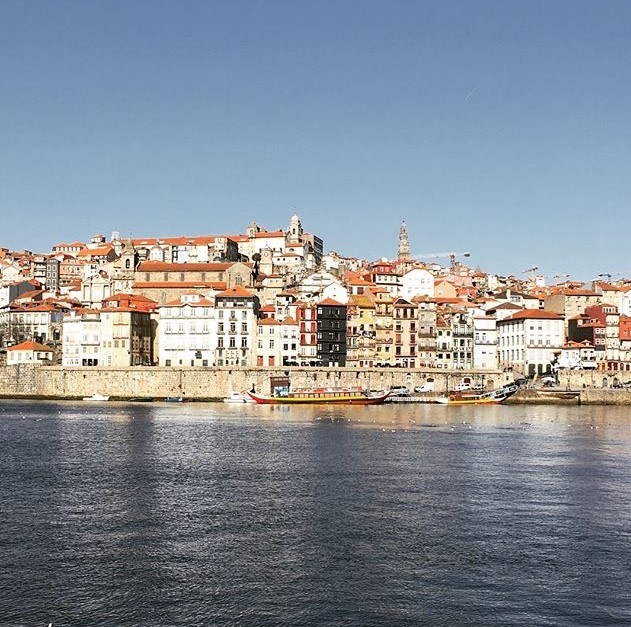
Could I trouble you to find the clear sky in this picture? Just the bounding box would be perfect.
[1,0,630,282]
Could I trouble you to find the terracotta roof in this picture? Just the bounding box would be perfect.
[318,297,345,306]
[7,340,52,352]
[100,305,154,314]
[103,293,157,305]
[492,302,523,310]
[53,241,85,248]
[137,261,236,272]
[253,230,285,238]
[595,282,621,291]
[500,309,564,322]
[258,317,281,326]
[77,245,113,257]
[132,281,227,290]
[216,286,255,298]
[159,296,214,307]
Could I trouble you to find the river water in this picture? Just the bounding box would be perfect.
[1,400,631,626]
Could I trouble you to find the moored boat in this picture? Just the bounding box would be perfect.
[82,393,110,402]
[247,386,390,405]
[223,391,256,404]
[436,384,518,406]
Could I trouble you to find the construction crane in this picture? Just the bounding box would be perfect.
[542,273,570,286]
[522,266,540,285]
[413,251,471,272]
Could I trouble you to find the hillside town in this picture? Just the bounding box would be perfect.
[1,215,630,378]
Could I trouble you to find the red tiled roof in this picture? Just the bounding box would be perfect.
[132,281,227,290]
[216,286,255,298]
[318,297,345,306]
[500,309,564,322]
[7,340,52,352]
[159,296,214,307]
[137,261,236,272]
[258,317,281,326]
[77,245,113,257]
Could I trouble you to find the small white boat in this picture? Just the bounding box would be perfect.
[83,393,110,402]
[223,391,255,403]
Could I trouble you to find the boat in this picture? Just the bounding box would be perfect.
[164,396,187,403]
[436,384,519,406]
[246,386,390,405]
[82,393,110,402]
[129,397,155,402]
[223,391,256,404]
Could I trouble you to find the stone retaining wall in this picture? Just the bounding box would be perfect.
[0,365,511,400]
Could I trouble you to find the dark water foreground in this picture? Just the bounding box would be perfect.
[1,401,631,627]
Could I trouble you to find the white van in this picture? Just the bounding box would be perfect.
[414,382,435,393]
[389,385,410,397]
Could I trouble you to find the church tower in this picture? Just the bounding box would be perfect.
[287,214,303,244]
[397,221,411,260]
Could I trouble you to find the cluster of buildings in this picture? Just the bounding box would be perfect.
[2,217,631,378]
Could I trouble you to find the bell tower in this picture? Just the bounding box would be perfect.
[397,221,411,260]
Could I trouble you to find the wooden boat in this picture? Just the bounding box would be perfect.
[247,386,390,405]
[436,384,518,406]
[82,393,110,402]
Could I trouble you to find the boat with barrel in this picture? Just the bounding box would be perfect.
[436,383,519,406]
[247,386,390,405]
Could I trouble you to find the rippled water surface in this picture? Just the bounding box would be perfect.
[2,400,631,626]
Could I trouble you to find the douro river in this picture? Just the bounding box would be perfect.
[1,400,630,626]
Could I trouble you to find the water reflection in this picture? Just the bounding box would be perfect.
[2,400,631,626]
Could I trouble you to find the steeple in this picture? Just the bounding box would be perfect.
[397,221,411,260]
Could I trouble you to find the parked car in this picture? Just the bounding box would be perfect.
[389,385,410,397]
[452,383,471,392]
[414,382,434,393]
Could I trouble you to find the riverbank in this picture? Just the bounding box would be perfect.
[1,364,630,404]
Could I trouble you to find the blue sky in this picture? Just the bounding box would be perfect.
[1,0,630,282]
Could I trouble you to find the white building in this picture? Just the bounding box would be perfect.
[215,286,260,367]
[62,309,102,366]
[256,318,283,366]
[296,271,349,304]
[472,311,498,370]
[555,340,598,370]
[400,267,435,300]
[156,293,217,367]
[6,340,53,365]
[497,309,565,376]
[279,316,299,365]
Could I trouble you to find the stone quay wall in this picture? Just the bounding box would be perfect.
[0,365,512,400]
[1,365,630,404]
